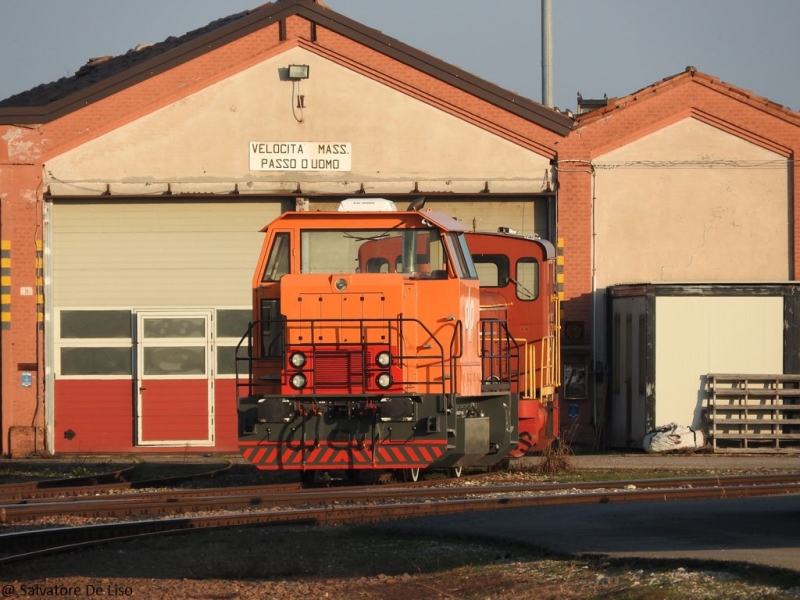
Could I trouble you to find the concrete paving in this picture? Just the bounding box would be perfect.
[377,493,800,573]
[379,454,800,573]
[520,452,800,472]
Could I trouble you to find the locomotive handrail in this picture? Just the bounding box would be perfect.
[517,292,564,401]
[446,319,464,441]
[520,334,559,401]
[541,335,554,394]
[448,318,463,393]
[524,339,535,399]
[234,317,288,399]
[234,321,257,398]
[235,315,451,399]
[479,319,521,393]
[297,315,447,397]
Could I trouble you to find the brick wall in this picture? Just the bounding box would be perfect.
[0,157,45,455]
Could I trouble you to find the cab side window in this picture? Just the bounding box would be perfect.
[515,258,539,300]
[262,232,290,282]
[472,254,510,287]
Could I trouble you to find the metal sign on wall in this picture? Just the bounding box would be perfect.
[249,142,352,171]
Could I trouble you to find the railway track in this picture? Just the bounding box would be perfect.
[2,471,800,564]
[0,463,136,498]
[2,471,800,524]
[0,460,234,502]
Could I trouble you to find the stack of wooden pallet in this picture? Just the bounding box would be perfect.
[705,374,800,453]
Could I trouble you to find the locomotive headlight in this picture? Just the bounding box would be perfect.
[290,373,307,389]
[376,373,393,389]
[334,278,348,291]
[289,352,307,369]
[376,351,392,367]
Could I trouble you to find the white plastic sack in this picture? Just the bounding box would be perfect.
[643,422,705,453]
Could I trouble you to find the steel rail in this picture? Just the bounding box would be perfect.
[4,464,794,505]
[0,463,136,497]
[3,472,800,524]
[2,479,800,563]
[9,469,800,505]
[0,460,235,502]
[1,480,304,508]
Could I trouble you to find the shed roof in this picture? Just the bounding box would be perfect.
[576,66,799,125]
[0,0,573,135]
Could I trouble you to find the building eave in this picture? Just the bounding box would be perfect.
[0,0,573,135]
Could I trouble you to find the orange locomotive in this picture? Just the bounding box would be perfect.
[236,199,559,480]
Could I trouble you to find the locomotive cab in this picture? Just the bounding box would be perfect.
[236,202,522,476]
[466,231,561,454]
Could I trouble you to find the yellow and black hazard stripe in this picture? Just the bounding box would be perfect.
[1,240,9,330]
[556,237,564,302]
[240,440,447,470]
[36,240,43,330]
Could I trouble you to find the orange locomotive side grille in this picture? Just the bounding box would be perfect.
[240,440,447,470]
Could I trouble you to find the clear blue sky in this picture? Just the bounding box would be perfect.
[1,0,797,112]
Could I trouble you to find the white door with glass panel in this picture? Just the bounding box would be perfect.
[135,311,214,446]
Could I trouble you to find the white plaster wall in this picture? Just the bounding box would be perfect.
[654,295,784,429]
[595,117,790,286]
[45,47,550,195]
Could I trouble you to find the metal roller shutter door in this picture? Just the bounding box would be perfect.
[312,197,551,239]
[50,200,282,308]
[423,198,549,238]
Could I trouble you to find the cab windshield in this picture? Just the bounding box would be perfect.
[302,228,448,276]
[262,227,479,279]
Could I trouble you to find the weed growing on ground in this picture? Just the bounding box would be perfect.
[537,423,577,475]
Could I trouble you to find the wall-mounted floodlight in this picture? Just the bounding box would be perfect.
[288,64,310,80]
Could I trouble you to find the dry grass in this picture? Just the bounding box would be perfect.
[537,423,577,475]
[2,527,798,599]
